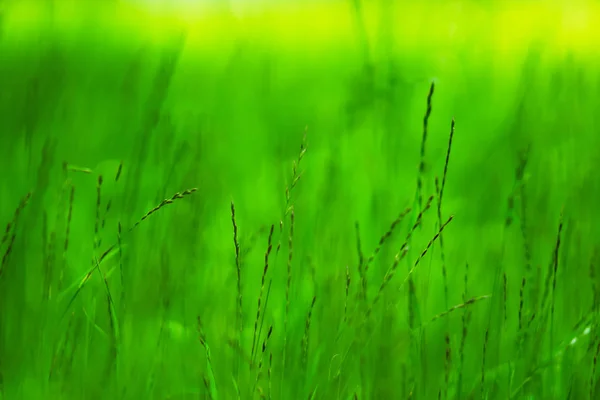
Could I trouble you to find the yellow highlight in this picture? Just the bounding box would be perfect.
[1,0,599,62]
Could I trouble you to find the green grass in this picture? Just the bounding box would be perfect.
[1,2,600,399]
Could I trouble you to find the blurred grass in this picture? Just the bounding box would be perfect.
[1,1,600,399]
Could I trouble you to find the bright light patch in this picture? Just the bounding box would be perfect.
[583,326,591,335]
[1,1,599,61]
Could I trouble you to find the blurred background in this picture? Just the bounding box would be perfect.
[0,0,599,398]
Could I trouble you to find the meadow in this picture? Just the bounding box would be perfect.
[1,1,600,399]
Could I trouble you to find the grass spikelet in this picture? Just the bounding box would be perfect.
[63,185,75,256]
[404,215,454,287]
[197,316,219,400]
[231,201,242,377]
[436,118,455,309]
[0,192,31,277]
[403,196,434,252]
[505,148,529,229]
[276,220,283,255]
[1,192,32,249]
[344,264,351,324]
[284,128,307,216]
[405,211,451,330]
[53,182,74,298]
[301,295,317,382]
[62,187,198,318]
[444,332,452,397]
[439,118,454,205]
[364,207,412,271]
[505,191,516,228]
[281,210,294,392]
[416,82,435,214]
[462,262,470,302]
[253,325,273,396]
[286,211,295,327]
[519,183,532,271]
[102,200,111,230]
[94,256,119,369]
[355,221,365,300]
[308,256,317,301]
[428,295,491,324]
[252,224,275,364]
[360,206,411,305]
[275,128,307,272]
[481,328,489,391]
[457,263,471,397]
[519,277,526,331]
[48,177,75,300]
[49,310,76,380]
[516,148,533,310]
[510,313,595,399]
[257,281,273,363]
[95,175,103,250]
[115,160,123,182]
[550,208,565,351]
[435,177,449,309]
[63,268,100,318]
[204,375,213,400]
[541,209,564,312]
[129,187,198,231]
[366,249,409,319]
[1,231,16,277]
[44,231,56,301]
[241,226,268,258]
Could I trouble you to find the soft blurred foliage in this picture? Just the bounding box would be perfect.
[0,1,599,398]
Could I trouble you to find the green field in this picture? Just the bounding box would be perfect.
[1,1,600,399]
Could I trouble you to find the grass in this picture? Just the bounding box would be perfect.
[1,2,600,399]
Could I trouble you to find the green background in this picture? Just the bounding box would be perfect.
[0,2,599,399]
